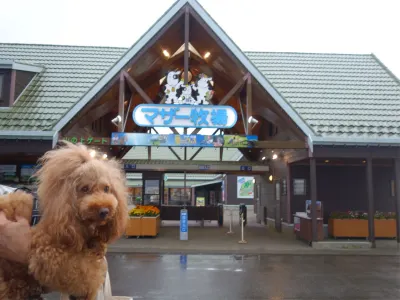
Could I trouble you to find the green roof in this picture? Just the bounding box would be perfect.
[0,43,126,131]
[1,44,399,143]
[246,52,400,140]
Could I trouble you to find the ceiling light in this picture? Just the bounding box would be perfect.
[272,154,278,160]
[325,160,329,163]
[162,49,170,57]
[204,51,211,59]
[262,156,266,160]
[111,115,122,126]
[102,153,108,159]
[248,116,258,124]
[89,150,96,158]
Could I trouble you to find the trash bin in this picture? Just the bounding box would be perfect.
[239,203,247,227]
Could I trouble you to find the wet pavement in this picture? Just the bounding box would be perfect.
[103,253,400,300]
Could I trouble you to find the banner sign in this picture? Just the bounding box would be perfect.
[132,104,237,128]
[62,136,110,145]
[111,133,258,148]
[237,176,254,199]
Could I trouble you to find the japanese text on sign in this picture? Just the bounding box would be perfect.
[133,104,237,128]
[62,136,110,145]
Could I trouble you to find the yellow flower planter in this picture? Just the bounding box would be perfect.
[329,219,396,238]
[125,216,160,237]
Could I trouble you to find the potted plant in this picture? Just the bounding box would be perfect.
[125,205,161,237]
[328,211,396,238]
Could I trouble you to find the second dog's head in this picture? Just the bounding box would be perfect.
[35,141,128,248]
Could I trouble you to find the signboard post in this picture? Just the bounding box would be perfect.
[180,208,188,241]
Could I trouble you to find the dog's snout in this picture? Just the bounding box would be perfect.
[99,208,109,219]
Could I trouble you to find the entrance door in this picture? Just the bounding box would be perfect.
[274,181,282,232]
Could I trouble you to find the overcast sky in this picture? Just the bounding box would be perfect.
[1,0,399,135]
[1,0,399,78]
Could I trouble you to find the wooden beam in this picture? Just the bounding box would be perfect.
[169,147,182,161]
[253,140,307,149]
[189,147,203,160]
[366,157,376,248]
[148,146,151,160]
[184,128,187,160]
[189,128,219,160]
[170,127,179,134]
[219,73,249,106]
[191,74,249,135]
[118,73,125,132]
[191,128,202,135]
[220,129,224,161]
[238,96,247,135]
[152,127,181,160]
[246,75,253,135]
[123,71,153,104]
[184,6,190,85]
[123,94,134,132]
[75,99,117,128]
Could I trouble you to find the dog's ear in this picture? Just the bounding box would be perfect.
[97,158,128,243]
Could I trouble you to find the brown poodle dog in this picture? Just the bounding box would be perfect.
[0,141,128,300]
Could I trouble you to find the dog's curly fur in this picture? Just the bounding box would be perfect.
[0,142,128,300]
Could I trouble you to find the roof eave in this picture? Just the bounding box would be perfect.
[312,136,400,147]
[0,131,59,149]
[0,60,44,73]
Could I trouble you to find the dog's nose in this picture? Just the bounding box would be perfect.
[99,208,109,219]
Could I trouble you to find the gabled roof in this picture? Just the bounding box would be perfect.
[0,0,400,146]
[247,52,400,144]
[0,43,126,134]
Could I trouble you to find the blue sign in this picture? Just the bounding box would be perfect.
[198,165,210,170]
[111,133,258,148]
[132,104,237,128]
[240,166,252,171]
[124,164,136,170]
[180,209,188,241]
[180,210,188,233]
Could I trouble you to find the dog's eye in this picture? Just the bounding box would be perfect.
[81,186,89,193]
[104,186,110,193]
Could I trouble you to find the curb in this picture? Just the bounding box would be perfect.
[107,247,400,256]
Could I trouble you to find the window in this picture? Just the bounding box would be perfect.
[169,188,191,205]
[293,179,307,196]
[0,74,3,99]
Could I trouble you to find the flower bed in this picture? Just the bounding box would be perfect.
[125,205,160,237]
[329,211,396,238]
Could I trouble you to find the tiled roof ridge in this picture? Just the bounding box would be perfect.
[244,50,372,56]
[0,42,375,57]
[0,42,128,50]
[371,53,400,87]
